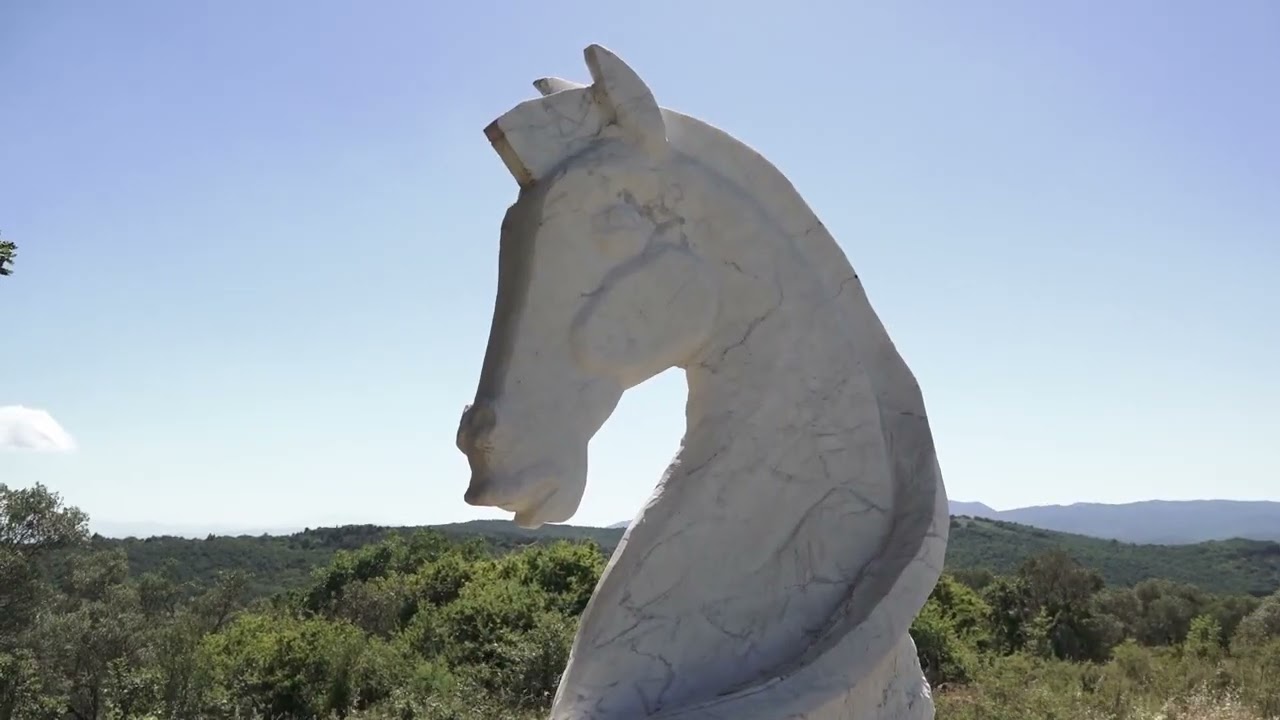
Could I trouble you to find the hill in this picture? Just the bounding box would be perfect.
[948,500,998,517]
[947,516,1280,595]
[92,515,1280,600]
[948,499,1280,544]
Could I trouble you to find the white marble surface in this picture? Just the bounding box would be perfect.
[456,44,948,720]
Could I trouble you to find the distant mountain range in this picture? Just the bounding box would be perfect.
[948,499,1280,544]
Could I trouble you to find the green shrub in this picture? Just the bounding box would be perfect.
[910,600,978,686]
[200,612,410,718]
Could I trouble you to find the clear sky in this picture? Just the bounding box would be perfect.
[2,1,1277,535]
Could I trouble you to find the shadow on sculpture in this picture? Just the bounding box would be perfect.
[455,44,948,720]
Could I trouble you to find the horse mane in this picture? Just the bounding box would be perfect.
[661,109,861,305]
[646,109,949,718]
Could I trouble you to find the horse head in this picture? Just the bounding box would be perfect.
[456,46,719,529]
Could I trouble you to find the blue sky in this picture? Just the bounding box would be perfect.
[2,1,1277,534]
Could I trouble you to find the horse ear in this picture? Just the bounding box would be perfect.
[583,45,668,158]
[533,77,586,96]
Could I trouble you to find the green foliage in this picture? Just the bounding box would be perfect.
[949,516,1280,596]
[500,540,607,616]
[1186,613,1226,661]
[1232,590,1280,652]
[0,483,90,557]
[909,574,993,686]
[1229,638,1280,718]
[911,603,978,685]
[0,484,90,653]
[0,234,14,277]
[87,517,1280,606]
[200,612,409,719]
[9,491,1280,720]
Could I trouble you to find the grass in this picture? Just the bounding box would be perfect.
[934,648,1280,720]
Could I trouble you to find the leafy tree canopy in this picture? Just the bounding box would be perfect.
[0,234,14,277]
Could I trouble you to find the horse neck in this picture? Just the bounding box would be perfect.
[680,264,856,464]
[554,176,902,718]
[674,146,864,442]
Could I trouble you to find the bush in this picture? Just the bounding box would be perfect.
[910,600,978,687]
[1187,614,1226,661]
[200,612,410,718]
[1232,591,1280,652]
[909,574,989,686]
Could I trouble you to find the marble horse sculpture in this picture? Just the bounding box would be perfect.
[455,44,949,720]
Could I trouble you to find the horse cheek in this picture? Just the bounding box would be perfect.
[569,246,717,386]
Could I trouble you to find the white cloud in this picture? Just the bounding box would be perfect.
[0,406,77,452]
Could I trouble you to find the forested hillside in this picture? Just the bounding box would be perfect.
[91,515,1280,601]
[5,483,1280,720]
[947,517,1280,596]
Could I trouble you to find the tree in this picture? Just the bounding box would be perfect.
[0,484,90,645]
[0,483,89,558]
[1232,590,1280,651]
[910,575,990,686]
[33,550,154,720]
[201,612,409,719]
[982,575,1035,654]
[1184,614,1224,660]
[0,486,92,720]
[977,551,1118,661]
[0,234,14,276]
[1205,594,1261,644]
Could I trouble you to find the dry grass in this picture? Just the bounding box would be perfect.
[933,646,1280,720]
[1145,691,1276,720]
